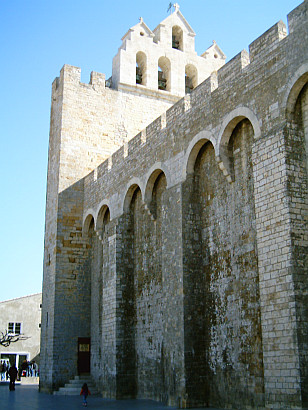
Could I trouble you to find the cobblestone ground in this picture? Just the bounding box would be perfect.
[0,382,223,410]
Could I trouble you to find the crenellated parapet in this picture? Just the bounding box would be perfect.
[217,50,250,85]
[53,64,106,92]
[249,20,287,62]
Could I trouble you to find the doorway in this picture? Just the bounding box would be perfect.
[77,338,90,374]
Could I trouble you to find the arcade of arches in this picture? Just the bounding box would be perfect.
[82,73,308,406]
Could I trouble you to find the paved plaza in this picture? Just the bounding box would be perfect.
[0,382,223,410]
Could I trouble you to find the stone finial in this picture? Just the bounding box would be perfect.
[139,17,143,23]
[173,3,180,12]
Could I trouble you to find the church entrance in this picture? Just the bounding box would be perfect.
[77,338,90,374]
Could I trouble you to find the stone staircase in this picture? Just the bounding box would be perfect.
[53,374,99,396]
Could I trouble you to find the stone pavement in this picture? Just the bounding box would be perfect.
[0,382,223,410]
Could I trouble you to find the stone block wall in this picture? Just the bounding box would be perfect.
[41,1,308,409]
[40,55,178,392]
[181,121,263,408]
[55,64,178,194]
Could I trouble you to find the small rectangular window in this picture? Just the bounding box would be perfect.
[15,323,21,334]
[8,322,22,335]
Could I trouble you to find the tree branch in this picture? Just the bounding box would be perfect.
[0,330,29,347]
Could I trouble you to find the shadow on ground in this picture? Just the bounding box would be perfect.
[0,384,224,410]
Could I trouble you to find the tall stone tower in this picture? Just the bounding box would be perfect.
[40,4,225,393]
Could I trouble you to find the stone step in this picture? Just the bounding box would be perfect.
[54,375,99,396]
[73,375,92,380]
[64,379,93,386]
[20,376,39,385]
[54,386,99,396]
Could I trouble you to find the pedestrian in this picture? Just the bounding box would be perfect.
[6,360,10,380]
[32,361,38,377]
[80,382,91,407]
[8,365,18,391]
[21,360,27,377]
[27,361,32,377]
[2,360,7,380]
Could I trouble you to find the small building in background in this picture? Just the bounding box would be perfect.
[0,293,42,370]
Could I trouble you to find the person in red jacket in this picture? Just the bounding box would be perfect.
[80,382,91,407]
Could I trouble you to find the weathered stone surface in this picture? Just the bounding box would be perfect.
[40,3,308,409]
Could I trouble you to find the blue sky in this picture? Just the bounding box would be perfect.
[0,0,301,302]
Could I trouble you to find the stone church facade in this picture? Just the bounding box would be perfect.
[40,3,308,409]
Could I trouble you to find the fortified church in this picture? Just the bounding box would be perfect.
[40,2,308,409]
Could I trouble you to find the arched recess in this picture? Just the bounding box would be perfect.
[185,64,198,94]
[182,119,263,407]
[119,176,166,398]
[284,63,308,121]
[123,182,143,213]
[133,174,166,397]
[182,139,217,407]
[183,130,216,181]
[136,51,147,86]
[145,169,167,220]
[91,203,111,384]
[80,212,95,376]
[284,66,308,404]
[216,107,261,181]
[172,25,183,50]
[284,65,308,173]
[158,56,171,91]
[144,164,169,207]
[83,211,95,236]
[94,198,112,226]
[96,204,110,235]
[116,184,142,398]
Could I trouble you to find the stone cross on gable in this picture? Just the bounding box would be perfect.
[173,3,180,12]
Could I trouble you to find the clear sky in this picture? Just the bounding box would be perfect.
[0,0,302,302]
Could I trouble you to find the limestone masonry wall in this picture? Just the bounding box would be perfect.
[41,2,308,409]
[54,65,177,193]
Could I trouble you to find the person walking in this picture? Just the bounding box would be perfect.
[27,361,32,377]
[8,365,18,391]
[32,361,38,377]
[21,360,27,377]
[6,360,10,380]
[2,360,7,381]
[80,382,91,407]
